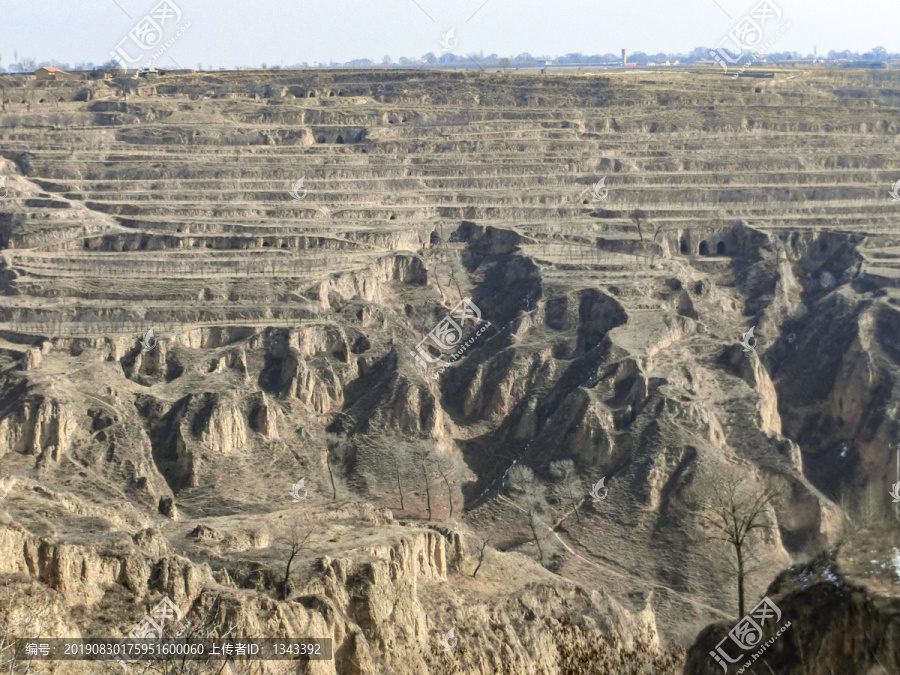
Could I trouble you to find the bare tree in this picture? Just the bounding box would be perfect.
[629,209,648,242]
[651,221,667,244]
[506,465,552,568]
[409,440,455,520]
[549,459,583,523]
[394,452,405,510]
[11,57,38,74]
[324,433,354,501]
[429,250,465,307]
[433,454,459,519]
[527,508,548,567]
[365,435,407,512]
[280,525,315,600]
[98,59,123,76]
[446,256,465,302]
[421,457,432,519]
[325,451,337,500]
[410,442,437,520]
[840,480,888,533]
[699,476,780,618]
[430,227,466,305]
[148,596,243,675]
[506,464,537,494]
[113,76,137,102]
[104,594,253,675]
[431,251,449,304]
[471,537,490,578]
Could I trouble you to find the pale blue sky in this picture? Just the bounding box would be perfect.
[1,0,895,69]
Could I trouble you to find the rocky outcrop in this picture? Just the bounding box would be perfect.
[0,524,151,604]
[721,347,783,438]
[198,394,248,455]
[0,513,673,675]
[158,496,179,520]
[133,526,171,558]
[208,346,248,377]
[250,393,280,439]
[684,541,900,675]
[279,351,343,414]
[827,324,878,438]
[189,524,269,551]
[0,474,15,499]
[0,394,77,461]
[316,254,427,308]
[23,347,41,370]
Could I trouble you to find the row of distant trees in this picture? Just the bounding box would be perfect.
[0,56,122,74]
[360,46,896,68]
[1,46,896,74]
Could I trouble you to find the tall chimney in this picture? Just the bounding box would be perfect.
[622,49,627,66]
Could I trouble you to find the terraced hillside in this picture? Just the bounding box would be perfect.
[0,67,899,674]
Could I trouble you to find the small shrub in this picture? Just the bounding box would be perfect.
[553,618,686,675]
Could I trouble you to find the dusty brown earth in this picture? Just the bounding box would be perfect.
[0,66,899,674]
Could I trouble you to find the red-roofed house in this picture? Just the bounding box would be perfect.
[35,67,72,81]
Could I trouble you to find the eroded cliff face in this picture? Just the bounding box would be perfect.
[0,491,673,675]
[0,392,77,462]
[761,237,900,504]
[0,522,155,604]
[0,220,850,671]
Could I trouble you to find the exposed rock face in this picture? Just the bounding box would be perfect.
[0,524,152,603]
[718,347,784,438]
[279,351,343,413]
[208,347,248,377]
[250,393,280,439]
[0,394,77,461]
[189,524,223,542]
[158,496,179,520]
[23,347,41,370]
[198,394,248,455]
[684,537,900,675]
[0,474,16,498]
[133,526,171,558]
[0,508,674,675]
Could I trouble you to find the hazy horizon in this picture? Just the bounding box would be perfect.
[1,0,896,71]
